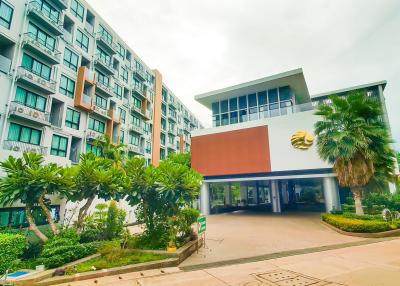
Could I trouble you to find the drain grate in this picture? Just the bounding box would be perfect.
[257,270,298,282]
[275,276,321,286]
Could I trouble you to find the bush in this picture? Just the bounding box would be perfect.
[105,201,126,240]
[322,214,395,233]
[176,208,200,238]
[0,233,26,274]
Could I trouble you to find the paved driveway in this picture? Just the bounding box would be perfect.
[180,211,365,268]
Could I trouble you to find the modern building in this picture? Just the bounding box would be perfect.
[191,68,394,215]
[0,0,202,228]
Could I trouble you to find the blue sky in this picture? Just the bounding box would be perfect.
[87,0,400,150]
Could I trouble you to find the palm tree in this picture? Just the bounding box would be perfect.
[315,92,395,215]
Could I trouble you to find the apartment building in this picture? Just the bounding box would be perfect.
[191,68,395,215]
[0,0,202,227]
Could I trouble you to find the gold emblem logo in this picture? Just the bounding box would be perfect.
[291,131,314,150]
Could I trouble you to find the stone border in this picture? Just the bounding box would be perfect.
[16,239,202,286]
[321,221,400,238]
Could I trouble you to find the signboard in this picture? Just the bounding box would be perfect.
[197,216,206,234]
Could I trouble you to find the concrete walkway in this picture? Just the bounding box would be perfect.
[180,211,365,268]
[58,238,400,285]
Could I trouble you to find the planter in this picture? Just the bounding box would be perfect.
[322,221,400,238]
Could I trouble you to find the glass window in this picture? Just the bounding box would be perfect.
[98,25,112,44]
[50,135,68,157]
[212,115,220,127]
[95,69,109,86]
[229,97,238,111]
[95,95,107,109]
[119,131,124,144]
[268,88,278,103]
[59,75,75,98]
[63,48,79,71]
[96,46,111,65]
[259,105,269,118]
[129,133,140,146]
[211,102,219,115]
[21,53,51,80]
[118,107,126,123]
[120,66,128,83]
[15,87,46,112]
[8,123,42,145]
[239,109,247,122]
[86,143,102,156]
[88,117,105,133]
[70,0,84,22]
[65,108,80,130]
[27,22,55,51]
[114,84,122,99]
[249,107,258,120]
[34,0,59,23]
[280,101,293,116]
[258,91,267,106]
[269,103,280,117]
[239,96,247,109]
[116,43,125,58]
[248,93,257,107]
[220,100,228,113]
[279,86,292,101]
[131,115,141,126]
[132,97,141,109]
[0,0,13,29]
[221,113,229,126]
[76,29,89,52]
[229,111,238,124]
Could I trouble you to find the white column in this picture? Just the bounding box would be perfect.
[271,180,281,213]
[200,182,210,215]
[323,177,341,212]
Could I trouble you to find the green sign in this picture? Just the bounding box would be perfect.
[197,216,206,234]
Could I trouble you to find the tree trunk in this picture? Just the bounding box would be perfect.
[26,204,48,242]
[77,196,95,229]
[351,187,364,215]
[38,194,59,235]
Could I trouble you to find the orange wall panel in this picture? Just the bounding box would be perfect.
[191,126,271,176]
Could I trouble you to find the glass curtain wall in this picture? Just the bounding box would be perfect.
[212,86,293,127]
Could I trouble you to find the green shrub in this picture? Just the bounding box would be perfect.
[341,213,383,221]
[322,214,394,233]
[0,233,26,274]
[176,208,200,238]
[105,201,126,240]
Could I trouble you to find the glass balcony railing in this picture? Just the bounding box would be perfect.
[132,85,145,97]
[82,93,92,105]
[127,144,144,154]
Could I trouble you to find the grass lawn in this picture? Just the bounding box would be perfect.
[66,250,167,274]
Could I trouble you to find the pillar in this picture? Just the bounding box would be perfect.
[224,184,232,206]
[271,180,281,213]
[323,177,341,212]
[200,182,210,215]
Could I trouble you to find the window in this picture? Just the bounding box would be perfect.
[116,43,125,58]
[248,94,257,107]
[88,117,105,133]
[98,25,112,44]
[268,88,278,103]
[119,131,124,144]
[211,102,219,115]
[129,133,140,146]
[160,133,165,145]
[59,75,75,98]
[131,115,140,127]
[8,123,41,145]
[75,29,89,52]
[21,53,51,80]
[145,142,151,154]
[15,87,46,112]
[118,107,126,123]
[34,0,59,23]
[239,96,247,109]
[95,95,107,109]
[70,0,84,22]
[258,91,267,106]
[220,100,228,113]
[132,97,141,109]
[229,98,238,111]
[63,48,79,71]
[86,143,102,156]
[279,86,292,101]
[50,135,68,157]
[96,69,109,86]
[65,108,80,129]
[96,46,111,65]
[27,22,55,51]
[114,84,122,99]
[120,66,128,83]
[0,0,13,29]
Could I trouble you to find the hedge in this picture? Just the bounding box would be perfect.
[321,214,396,233]
[0,233,26,274]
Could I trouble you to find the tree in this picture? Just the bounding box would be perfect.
[68,153,129,229]
[315,92,396,215]
[0,153,73,241]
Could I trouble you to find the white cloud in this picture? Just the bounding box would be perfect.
[86,0,400,149]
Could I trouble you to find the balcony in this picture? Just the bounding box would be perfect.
[3,140,47,155]
[132,85,145,98]
[132,68,147,81]
[52,0,68,10]
[84,22,94,34]
[86,130,103,141]
[22,33,61,64]
[74,67,95,112]
[93,105,110,119]
[168,99,178,109]
[8,101,50,126]
[27,2,63,36]
[168,112,176,122]
[168,128,177,136]
[131,105,142,115]
[143,109,152,120]
[95,81,113,97]
[108,109,121,124]
[127,144,144,155]
[129,125,144,134]
[94,55,115,75]
[16,67,56,94]
[0,54,12,74]
[167,142,176,150]
[96,32,117,55]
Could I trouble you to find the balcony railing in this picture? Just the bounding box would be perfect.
[84,22,94,34]
[129,125,144,134]
[96,32,116,54]
[22,33,61,64]
[94,54,115,75]
[16,67,56,94]
[0,54,11,74]
[93,105,109,118]
[3,140,47,155]
[132,68,147,81]
[27,1,63,35]
[52,0,68,9]
[96,81,113,96]
[9,101,50,125]
[144,109,152,120]
[108,109,121,123]
[168,128,177,136]
[132,85,145,97]
[86,130,103,140]
[167,142,176,150]
[127,144,144,154]
[131,105,142,115]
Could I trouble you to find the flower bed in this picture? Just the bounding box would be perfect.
[321,213,400,233]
